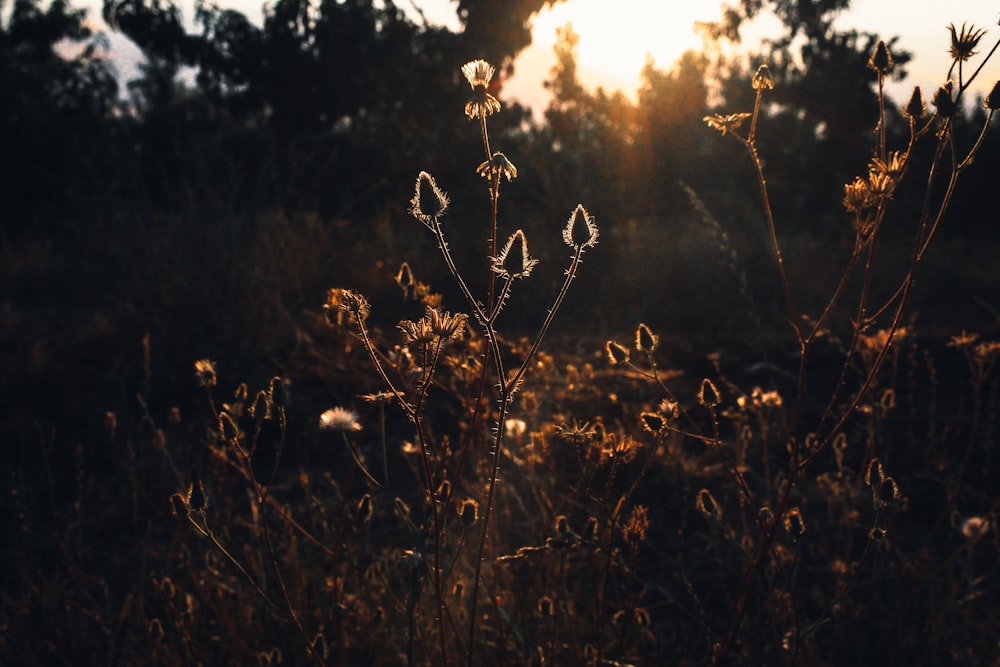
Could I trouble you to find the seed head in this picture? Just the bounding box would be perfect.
[409,171,449,228]
[903,86,926,119]
[751,64,774,90]
[784,507,806,535]
[458,498,479,526]
[698,378,721,408]
[948,22,986,63]
[319,407,362,432]
[462,59,502,119]
[563,204,598,249]
[188,468,208,512]
[985,80,1000,110]
[696,488,722,520]
[932,81,957,118]
[639,411,667,434]
[704,112,752,136]
[194,359,217,388]
[491,229,538,279]
[476,151,518,181]
[634,322,658,352]
[606,340,630,365]
[426,307,468,341]
[867,40,894,75]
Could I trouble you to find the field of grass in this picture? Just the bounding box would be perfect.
[3,19,1000,667]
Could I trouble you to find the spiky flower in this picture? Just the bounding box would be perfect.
[843,176,873,214]
[562,204,599,249]
[606,340,630,365]
[339,289,371,321]
[985,80,1000,110]
[948,22,987,62]
[698,378,721,408]
[194,359,217,388]
[932,81,957,118]
[427,307,468,341]
[870,150,906,182]
[704,112,752,136]
[397,316,436,345]
[903,86,926,119]
[476,151,518,181]
[319,407,362,432]
[868,40,894,75]
[409,171,449,228]
[751,64,774,90]
[491,229,538,279]
[635,323,658,352]
[462,59,501,119]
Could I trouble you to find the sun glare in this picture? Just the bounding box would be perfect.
[526,1,715,96]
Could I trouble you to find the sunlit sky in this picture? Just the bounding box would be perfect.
[83,0,1000,108]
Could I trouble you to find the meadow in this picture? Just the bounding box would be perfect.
[3,1,1000,665]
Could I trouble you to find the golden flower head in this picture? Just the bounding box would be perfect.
[319,406,362,432]
[462,59,502,119]
[948,22,987,63]
[843,176,873,214]
[476,151,517,181]
[409,171,449,227]
[704,112,752,136]
[491,229,538,279]
[563,204,598,250]
[751,64,774,90]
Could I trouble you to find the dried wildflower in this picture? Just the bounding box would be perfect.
[948,22,987,62]
[696,488,722,520]
[903,86,926,119]
[843,177,873,213]
[319,407,362,432]
[635,322,658,352]
[961,516,989,538]
[870,150,906,181]
[704,112,752,136]
[751,64,774,90]
[357,493,373,523]
[409,171,450,227]
[476,151,518,181]
[867,40,894,75]
[491,229,538,279]
[874,476,900,508]
[698,378,721,408]
[867,170,894,198]
[606,340,630,365]
[396,262,414,297]
[563,204,599,249]
[398,315,436,345]
[426,307,467,341]
[639,411,667,434]
[622,505,650,544]
[194,359,217,388]
[985,81,1000,110]
[556,420,596,443]
[865,458,885,487]
[784,507,805,535]
[462,59,501,119]
[458,498,479,526]
[537,595,554,617]
[188,468,208,512]
[932,81,956,118]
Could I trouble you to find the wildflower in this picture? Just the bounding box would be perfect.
[194,359,217,388]
[562,204,599,249]
[634,322,658,352]
[426,307,467,341]
[948,22,986,62]
[867,170,894,198]
[458,498,479,526]
[398,315,436,345]
[622,505,650,544]
[319,407,362,432]
[491,229,538,279]
[961,516,989,538]
[704,112,752,136]
[639,411,667,434]
[903,86,925,119]
[556,420,596,444]
[870,150,906,182]
[606,340,630,365]
[985,80,1000,110]
[867,40,894,75]
[933,81,957,118]
[698,378,721,408]
[462,59,501,119]
[751,64,774,90]
[476,151,518,181]
[409,171,449,228]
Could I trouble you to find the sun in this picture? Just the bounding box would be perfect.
[524,0,715,98]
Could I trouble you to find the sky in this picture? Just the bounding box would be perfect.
[80,0,1000,109]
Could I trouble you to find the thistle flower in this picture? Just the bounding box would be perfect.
[339,289,371,321]
[948,22,986,62]
[194,359,217,388]
[409,171,449,228]
[605,340,630,365]
[698,378,721,408]
[870,150,906,181]
[985,80,1000,110]
[704,112,752,136]
[319,407,362,432]
[462,59,501,119]
[903,86,925,119]
[932,81,957,117]
[476,151,518,181]
[751,64,774,90]
[634,322,658,352]
[867,40,894,75]
[397,316,436,345]
[491,229,538,279]
[562,204,598,249]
